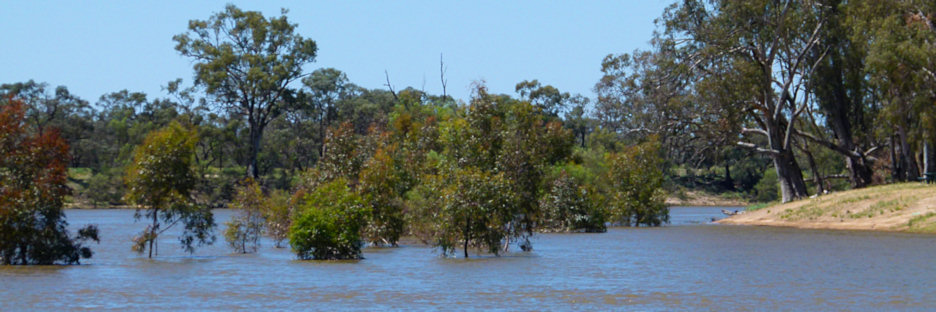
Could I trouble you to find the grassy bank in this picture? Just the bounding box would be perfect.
[718,183,936,233]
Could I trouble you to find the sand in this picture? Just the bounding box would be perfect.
[717,183,936,233]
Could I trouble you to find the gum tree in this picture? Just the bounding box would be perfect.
[174,5,317,179]
[125,121,215,258]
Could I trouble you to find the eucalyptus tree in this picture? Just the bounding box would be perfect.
[125,122,215,258]
[853,0,936,180]
[659,0,830,202]
[174,4,317,179]
[302,68,350,157]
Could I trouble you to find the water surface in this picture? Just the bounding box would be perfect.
[2,207,934,311]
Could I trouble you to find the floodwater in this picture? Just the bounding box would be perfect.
[3,207,936,311]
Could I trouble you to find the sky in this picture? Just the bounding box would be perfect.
[1,1,672,106]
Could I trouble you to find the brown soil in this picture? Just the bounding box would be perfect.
[718,183,936,233]
[665,190,749,207]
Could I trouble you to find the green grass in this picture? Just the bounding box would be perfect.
[746,202,775,211]
[907,212,936,233]
[849,197,914,219]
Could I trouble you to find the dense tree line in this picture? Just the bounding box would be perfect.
[597,0,936,202]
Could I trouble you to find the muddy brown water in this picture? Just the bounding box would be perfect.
[2,207,935,311]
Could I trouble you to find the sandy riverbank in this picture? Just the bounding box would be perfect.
[718,183,936,233]
[664,190,749,207]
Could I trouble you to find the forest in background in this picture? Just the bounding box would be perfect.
[2,0,936,263]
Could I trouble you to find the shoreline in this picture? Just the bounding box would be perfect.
[717,183,936,234]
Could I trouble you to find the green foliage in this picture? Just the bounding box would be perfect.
[86,168,125,207]
[125,121,215,258]
[289,179,369,260]
[0,99,99,265]
[174,4,318,178]
[753,168,780,203]
[358,146,405,247]
[224,179,265,253]
[430,168,516,258]
[606,137,668,227]
[540,171,607,232]
[263,189,293,248]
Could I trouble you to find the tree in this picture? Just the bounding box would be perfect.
[0,99,99,265]
[224,179,265,253]
[606,137,668,226]
[802,0,878,188]
[515,79,569,117]
[0,81,96,167]
[302,68,351,157]
[174,4,317,179]
[358,145,405,247]
[660,0,828,202]
[289,178,369,260]
[432,168,515,258]
[540,171,606,233]
[262,189,293,248]
[125,121,215,258]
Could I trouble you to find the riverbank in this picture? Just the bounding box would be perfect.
[718,183,936,233]
[664,189,749,207]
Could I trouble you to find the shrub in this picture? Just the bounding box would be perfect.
[289,179,369,260]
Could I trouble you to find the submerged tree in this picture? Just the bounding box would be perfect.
[0,99,99,265]
[125,121,215,258]
[607,137,668,226]
[436,169,515,258]
[289,178,369,260]
[263,189,293,248]
[174,4,317,179]
[224,179,265,253]
[540,171,607,233]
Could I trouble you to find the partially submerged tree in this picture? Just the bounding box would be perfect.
[224,179,265,253]
[263,189,293,248]
[606,137,668,226]
[125,121,215,258]
[540,171,606,233]
[174,4,317,179]
[289,178,369,260]
[0,99,99,265]
[432,168,515,258]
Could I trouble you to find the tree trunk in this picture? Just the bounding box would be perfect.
[803,146,825,195]
[897,124,920,181]
[768,120,809,202]
[464,218,470,259]
[247,124,262,179]
[891,135,904,181]
[149,210,158,258]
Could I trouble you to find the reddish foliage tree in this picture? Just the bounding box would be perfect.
[0,98,98,265]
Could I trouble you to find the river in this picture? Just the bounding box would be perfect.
[2,207,935,311]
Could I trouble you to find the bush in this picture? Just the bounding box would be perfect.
[289,179,369,260]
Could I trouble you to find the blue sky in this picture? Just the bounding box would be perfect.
[1,1,671,105]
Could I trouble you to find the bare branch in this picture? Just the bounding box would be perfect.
[737,141,781,156]
[384,70,398,101]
